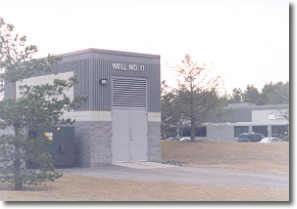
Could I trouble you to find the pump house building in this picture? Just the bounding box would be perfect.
[6,48,161,167]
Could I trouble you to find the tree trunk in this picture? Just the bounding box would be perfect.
[13,125,23,190]
[190,83,195,141]
[12,82,16,100]
[11,82,23,190]
[13,155,22,190]
[190,117,195,141]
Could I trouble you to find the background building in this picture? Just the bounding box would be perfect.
[196,103,289,141]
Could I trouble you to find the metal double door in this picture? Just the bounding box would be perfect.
[112,108,148,162]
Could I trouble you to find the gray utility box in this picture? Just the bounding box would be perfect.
[7,49,161,168]
[27,126,76,168]
[49,126,76,168]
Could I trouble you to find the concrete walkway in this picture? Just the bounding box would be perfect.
[62,162,289,189]
[112,161,177,169]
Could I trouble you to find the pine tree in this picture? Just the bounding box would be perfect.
[0,17,86,190]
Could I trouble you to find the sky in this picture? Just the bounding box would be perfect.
[0,0,289,95]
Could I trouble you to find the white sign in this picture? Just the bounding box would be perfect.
[268,111,286,120]
[252,109,288,122]
[112,63,145,72]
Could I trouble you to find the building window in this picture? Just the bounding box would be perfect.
[182,126,191,137]
[234,126,249,137]
[196,126,207,137]
[167,127,177,138]
[182,126,207,137]
[252,126,268,137]
[272,125,288,137]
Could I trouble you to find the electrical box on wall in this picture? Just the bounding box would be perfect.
[27,126,75,168]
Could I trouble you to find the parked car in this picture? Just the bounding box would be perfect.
[259,137,283,144]
[179,136,191,142]
[238,132,264,142]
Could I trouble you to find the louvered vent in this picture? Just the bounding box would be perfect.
[112,77,147,108]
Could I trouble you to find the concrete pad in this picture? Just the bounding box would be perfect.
[63,165,289,189]
[112,161,176,169]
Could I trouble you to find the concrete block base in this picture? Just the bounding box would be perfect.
[74,120,161,167]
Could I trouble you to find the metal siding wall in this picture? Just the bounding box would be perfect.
[147,63,152,112]
[104,60,112,110]
[91,55,160,112]
[151,63,161,112]
[94,58,98,110]
[89,58,94,110]
[4,58,91,111]
[53,53,92,111]
[64,59,90,111]
[91,57,112,111]
[4,50,160,113]
[60,58,91,111]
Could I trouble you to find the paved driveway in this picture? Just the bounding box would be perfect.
[63,162,289,189]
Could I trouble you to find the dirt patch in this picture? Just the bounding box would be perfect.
[0,174,289,201]
[162,141,289,175]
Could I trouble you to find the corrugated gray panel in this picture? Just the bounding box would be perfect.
[91,56,160,112]
[5,50,160,113]
[94,58,99,110]
[4,58,91,111]
[112,77,147,108]
[66,59,90,111]
[45,58,91,111]
[104,59,112,110]
[91,58,112,111]
[55,58,92,111]
[149,63,161,112]
[89,57,94,111]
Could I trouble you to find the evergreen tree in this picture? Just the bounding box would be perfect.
[262,81,289,104]
[243,85,264,105]
[0,17,86,190]
[230,88,244,103]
